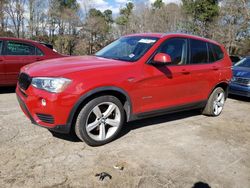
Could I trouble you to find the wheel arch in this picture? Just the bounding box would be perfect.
[66,86,133,131]
[209,81,229,99]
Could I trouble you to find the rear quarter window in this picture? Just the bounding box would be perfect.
[208,43,224,62]
[36,48,44,56]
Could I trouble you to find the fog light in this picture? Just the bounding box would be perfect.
[41,99,46,106]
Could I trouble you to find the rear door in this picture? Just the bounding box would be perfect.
[186,39,221,101]
[0,40,4,85]
[3,40,37,84]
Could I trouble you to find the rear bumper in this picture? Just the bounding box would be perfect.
[229,83,250,97]
[16,86,73,134]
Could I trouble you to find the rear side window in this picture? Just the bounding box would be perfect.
[0,41,2,55]
[158,38,188,65]
[189,39,208,64]
[6,41,36,56]
[208,43,224,62]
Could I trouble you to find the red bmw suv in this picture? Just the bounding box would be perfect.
[16,33,232,146]
[0,37,64,86]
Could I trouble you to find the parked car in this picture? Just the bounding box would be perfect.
[0,37,64,86]
[229,57,250,97]
[16,33,232,146]
[230,55,242,65]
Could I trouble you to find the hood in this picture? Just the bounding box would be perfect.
[232,66,250,78]
[22,56,130,77]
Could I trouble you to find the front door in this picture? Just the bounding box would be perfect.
[139,38,193,113]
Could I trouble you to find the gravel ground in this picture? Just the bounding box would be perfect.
[0,87,250,188]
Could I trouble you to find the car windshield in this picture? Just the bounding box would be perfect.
[95,36,159,62]
[234,58,250,68]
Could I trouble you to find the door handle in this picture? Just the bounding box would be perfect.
[0,59,3,62]
[181,69,190,75]
[36,58,43,61]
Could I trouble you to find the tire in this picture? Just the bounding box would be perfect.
[202,87,225,116]
[75,95,125,146]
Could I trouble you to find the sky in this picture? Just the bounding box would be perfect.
[76,0,181,15]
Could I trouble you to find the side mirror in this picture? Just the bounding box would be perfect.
[153,53,172,65]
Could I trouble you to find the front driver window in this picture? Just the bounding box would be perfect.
[158,38,188,65]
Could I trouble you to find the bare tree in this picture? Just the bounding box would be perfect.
[4,0,26,38]
[0,0,8,32]
[212,0,249,54]
[127,2,183,34]
[28,0,35,37]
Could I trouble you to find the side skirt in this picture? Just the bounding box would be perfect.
[129,100,207,121]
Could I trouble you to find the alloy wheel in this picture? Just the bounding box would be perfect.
[85,102,121,141]
[213,92,225,115]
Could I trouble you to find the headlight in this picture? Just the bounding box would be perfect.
[31,77,72,93]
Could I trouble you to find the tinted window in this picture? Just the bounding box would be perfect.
[158,38,188,65]
[230,56,241,63]
[208,43,224,62]
[0,41,2,55]
[190,39,208,64]
[6,41,35,56]
[208,43,215,63]
[235,58,250,68]
[36,48,44,56]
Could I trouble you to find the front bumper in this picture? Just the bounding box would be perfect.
[229,83,250,97]
[16,85,78,133]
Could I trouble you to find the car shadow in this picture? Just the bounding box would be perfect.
[118,109,201,139]
[0,86,16,94]
[49,130,82,142]
[50,109,201,143]
[229,94,250,102]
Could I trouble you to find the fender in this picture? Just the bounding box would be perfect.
[208,81,229,100]
[66,86,133,128]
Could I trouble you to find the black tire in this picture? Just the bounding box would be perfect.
[202,87,225,116]
[75,95,125,146]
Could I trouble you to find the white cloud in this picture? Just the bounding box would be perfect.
[115,0,129,3]
[77,0,122,15]
[77,0,181,17]
[93,0,109,6]
[98,5,120,14]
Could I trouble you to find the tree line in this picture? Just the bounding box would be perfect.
[0,0,249,56]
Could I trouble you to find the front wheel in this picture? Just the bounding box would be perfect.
[202,87,225,116]
[75,95,125,146]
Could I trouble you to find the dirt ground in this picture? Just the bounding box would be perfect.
[0,87,249,188]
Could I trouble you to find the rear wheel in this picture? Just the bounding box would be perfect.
[202,87,225,116]
[75,95,125,146]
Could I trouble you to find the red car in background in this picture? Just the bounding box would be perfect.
[0,37,64,86]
